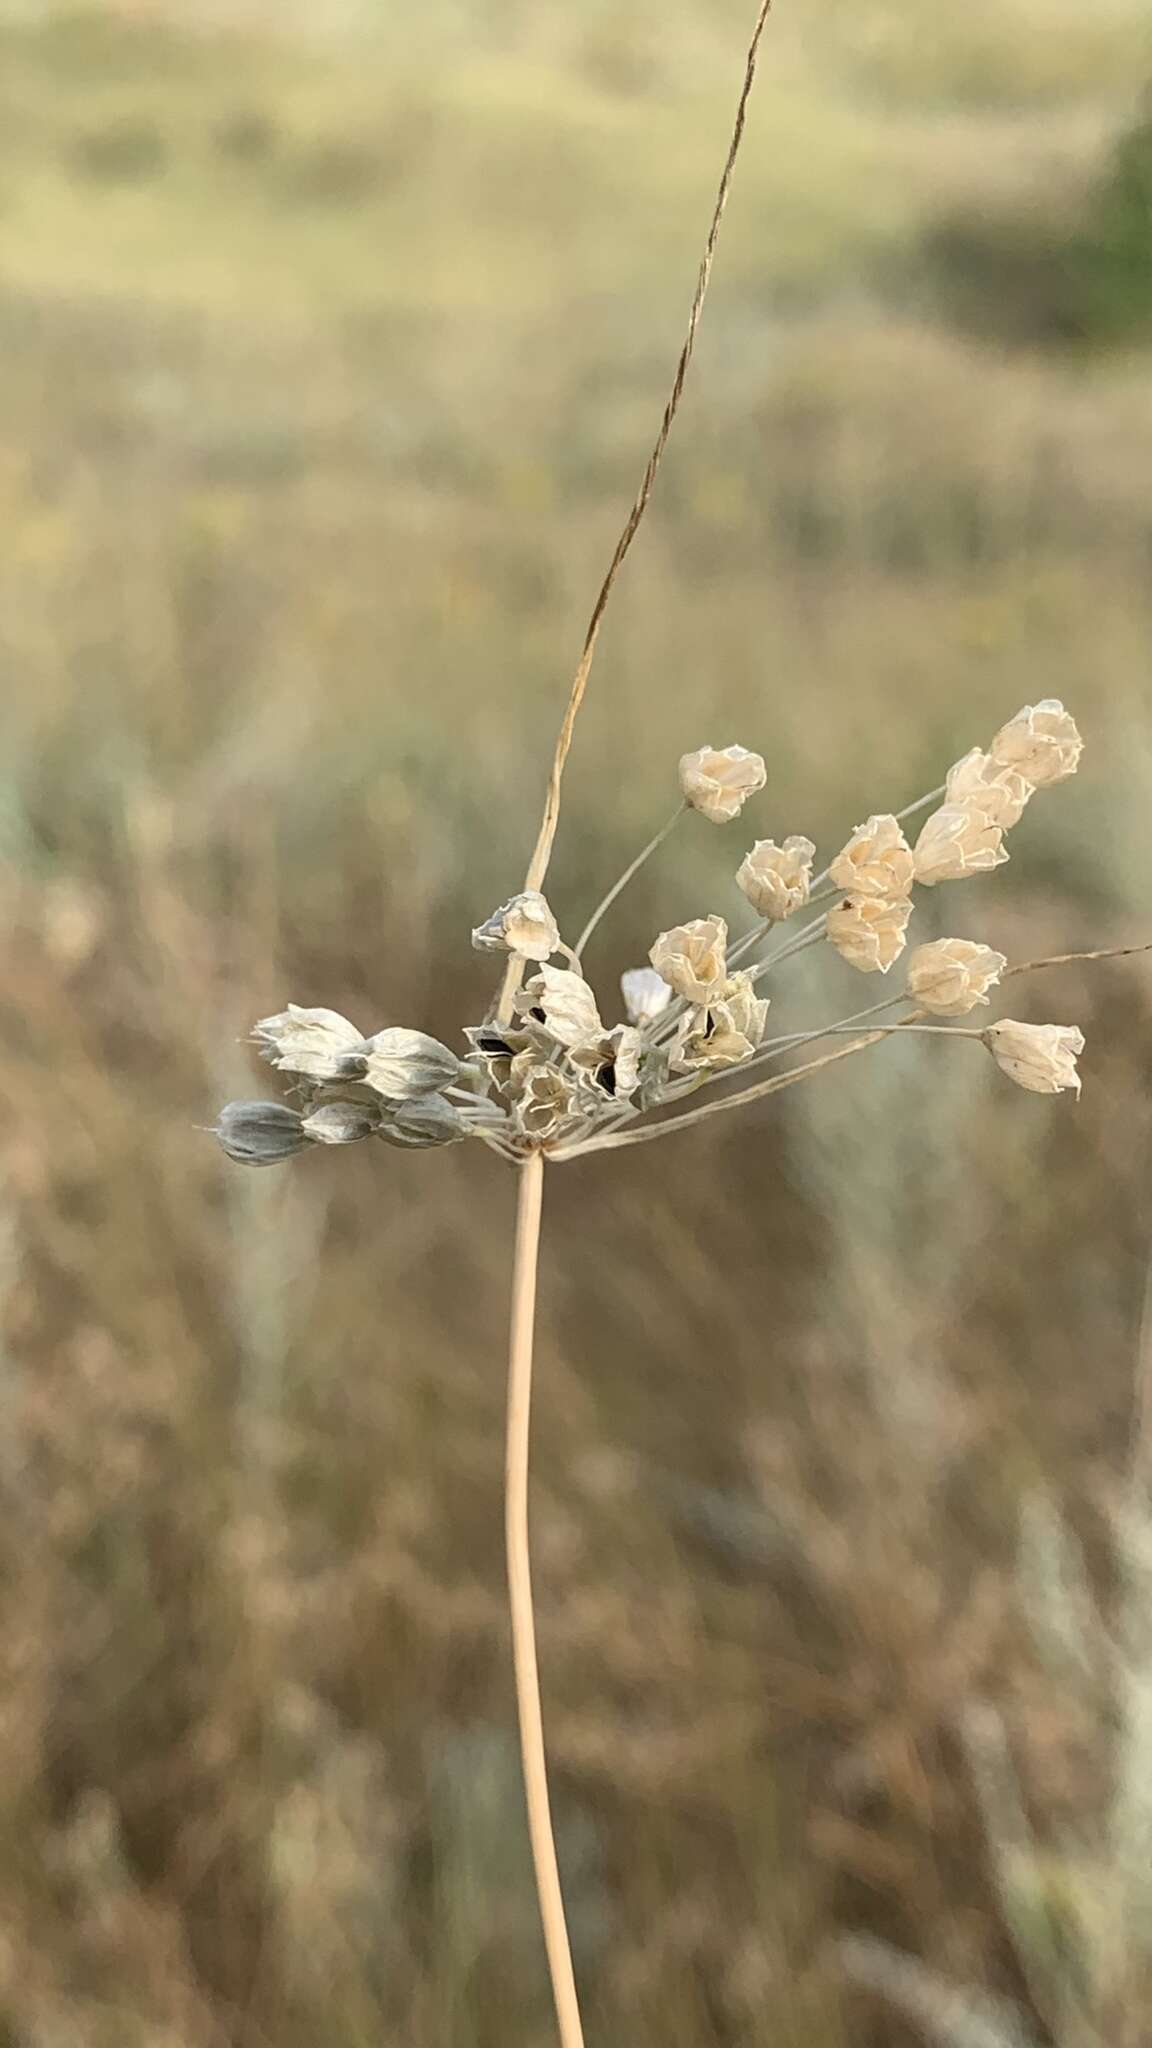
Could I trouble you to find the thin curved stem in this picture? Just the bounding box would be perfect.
[505,1153,585,2048]
[575,804,685,960]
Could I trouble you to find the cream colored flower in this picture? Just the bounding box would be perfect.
[945,748,1032,829]
[679,744,766,824]
[215,1101,307,1167]
[253,1004,368,1082]
[735,835,816,920]
[463,1023,546,1092]
[571,1025,645,1101]
[670,971,769,1071]
[379,1093,468,1147]
[826,894,911,974]
[989,700,1083,788]
[471,890,560,961]
[906,938,1007,1017]
[828,814,913,900]
[620,966,673,1027]
[649,915,728,1004]
[363,1028,460,1101]
[517,964,603,1048]
[984,1020,1084,1096]
[912,804,1008,885]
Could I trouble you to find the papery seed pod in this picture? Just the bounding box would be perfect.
[912,804,1008,885]
[828,815,913,901]
[214,1100,307,1167]
[649,915,728,1004]
[620,966,673,1027]
[945,749,1032,829]
[364,1028,460,1101]
[989,700,1083,789]
[570,1025,644,1102]
[471,891,560,961]
[301,1099,383,1145]
[509,1058,582,1143]
[253,1004,369,1082]
[669,970,769,1071]
[906,938,1006,1017]
[735,835,815,920]
[826,894,911,974]
[517,964,603,1048]
[379,1093,468,1147]
[679,744,766,824]
[984,1020,1084,1096]
[463,1023,548,1094]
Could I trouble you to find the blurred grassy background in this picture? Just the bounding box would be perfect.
[2,1,1152,2043]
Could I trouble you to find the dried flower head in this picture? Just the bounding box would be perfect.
[735,835,815,921]
[827,814,913,900]
[620,966,673,1026]
[945,749,1032,830]
[670,971,769,1071]
[678,744,766,824]
[826,894,911,974]
[990,699,1083,789]
[517,964,602,1048]
[906,938,1007,1017]
[253,1005,368,1082]
[471,891,560,961]
[215,1100,307,1167]
[649,915,728,1004]
[364,1028,460,1101]
[984,1020,1085,1096]
[912,804,1008,885]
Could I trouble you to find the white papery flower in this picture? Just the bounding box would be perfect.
[828,814,913,900]
[984,1020,1084,1096]
[945,748,1032,830]
[735,835,815,920]
[621,966,673,1027]
[826,895,911,974]
[679,744,766,824]
[649,915,728,1004]
[913,804,1008,885]
[518,964,603,1048]
[906,938,1007,1017]
[989,700,1082,788]
[364,1029,460,1101]
[253,1004,368,1082]
[471,891,560,961]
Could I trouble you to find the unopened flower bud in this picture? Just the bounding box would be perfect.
[945,748,1032,829]
[649,915,728,1004]
[826,894,911,974]
[989,700,1082,788]
[364,1028,460,1101]
[379,1092,467,1147]
[906,938,1007,1016]
[679,744,766,824]
[984,1020,1084,1096]
[301,1100,382,1145]
[471,891,560,961]
[620,966,673,1027]
[828,815,913,900]
[253,1004,368,1082]
[913,804,1008,885]
[214,1100,306,1167]
[735,835,815,920]
[517,964,602,1048]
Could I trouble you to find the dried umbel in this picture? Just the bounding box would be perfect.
[735,835,815,921]
[678,744,766,823]
[212,696,1115,1177]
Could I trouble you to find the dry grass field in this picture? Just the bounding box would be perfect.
[2,2,1152,2042]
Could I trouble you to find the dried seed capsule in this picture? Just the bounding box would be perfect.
[363,1028,460,1101]
[215,1100,307,1167]
[649,915,728,1004]
[253,1004,369,1082]
[471,891,560,961]
[735,836,815,920]
[828,815,913,901]
[984,1020,1084,1096]
[826,895,911,974]
[678,744,766,823]
[906,938,1006,1017]
[989,700,1082,788]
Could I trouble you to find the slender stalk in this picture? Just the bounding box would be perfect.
[575,804,685,960]
[505,1152,585,2048]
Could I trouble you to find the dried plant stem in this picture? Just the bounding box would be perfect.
[496,0,775,1026]
[575,803,685,960]
[505,1152,585,2048]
